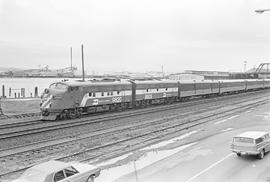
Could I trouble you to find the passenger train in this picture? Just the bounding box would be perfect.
[40,79,270,120]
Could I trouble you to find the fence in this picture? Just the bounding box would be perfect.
[1,85,39,98]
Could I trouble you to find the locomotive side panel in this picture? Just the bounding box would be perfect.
[211,82,220,94]
[246,80,264,90]
[179,83,196,97]
[220,81,246,93]
[79,83,132,108]
[134,81,178,102]
[194,82,212,96]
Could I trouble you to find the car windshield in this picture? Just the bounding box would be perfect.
[234,137,254,144]
[49,83,68,90]
[20,168,48,182]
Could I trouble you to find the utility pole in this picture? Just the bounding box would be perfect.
[161,65,164,78]
[81,44,85,81]
[244,61,247,72]
[70,47,73,71]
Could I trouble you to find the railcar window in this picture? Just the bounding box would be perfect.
[165,88,168,91]
[111,92,113,95]
[157,89,159,91]
[101,92,104,96]
[89,92,92,97]
[93,93,96,97]
[107,92,110,96]
[146,89,149,92]
[117,91,120,95]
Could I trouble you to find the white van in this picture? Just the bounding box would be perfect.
[231,131,270,159]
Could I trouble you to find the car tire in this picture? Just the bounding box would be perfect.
[258,150,265,159]
[86,175,95,182]
[236,153,241,157]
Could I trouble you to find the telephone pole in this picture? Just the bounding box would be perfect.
[70,47,73,70]
[81,44,85,81]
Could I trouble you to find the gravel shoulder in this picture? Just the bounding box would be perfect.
[0,98,40,115]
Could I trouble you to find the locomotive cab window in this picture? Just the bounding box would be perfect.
[49,83,68,90]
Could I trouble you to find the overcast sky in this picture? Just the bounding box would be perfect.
[1,0,270,73]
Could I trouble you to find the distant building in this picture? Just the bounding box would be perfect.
[184,70,230,80]
[168,73,204,81]
[169,70,230,81]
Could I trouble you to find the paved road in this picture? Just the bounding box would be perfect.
[112,100,270,182]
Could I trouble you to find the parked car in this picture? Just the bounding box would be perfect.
[231,131,270,159]
[12,160,101,182]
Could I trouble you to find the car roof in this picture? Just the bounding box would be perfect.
[30,160,71,174]
[236,131,268,139]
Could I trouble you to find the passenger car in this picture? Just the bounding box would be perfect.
[231,131,270,159]
[12,160,101,182]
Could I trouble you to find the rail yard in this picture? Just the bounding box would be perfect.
[0,85,270,181]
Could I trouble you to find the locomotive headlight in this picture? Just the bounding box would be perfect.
[44,88,49,94]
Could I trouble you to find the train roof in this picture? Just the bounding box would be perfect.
[50,78,269,88]
[133,79,178,84]
[53,80,132,87]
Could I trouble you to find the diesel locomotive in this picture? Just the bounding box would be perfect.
[40,79,270,120]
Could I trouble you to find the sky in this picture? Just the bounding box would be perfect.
[1,0,270,73]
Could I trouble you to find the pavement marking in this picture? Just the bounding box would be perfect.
[184,153,234,182]
[222,128,233,132]
[142,130,198,150]
[214,115,239,125]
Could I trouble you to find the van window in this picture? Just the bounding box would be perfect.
[233,137,254,144]
[255,137,263,144]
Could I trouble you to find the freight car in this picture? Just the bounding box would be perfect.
[40,79,270,120]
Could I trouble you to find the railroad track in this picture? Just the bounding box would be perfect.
[0,96,268,178]
[0,89,269,141]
